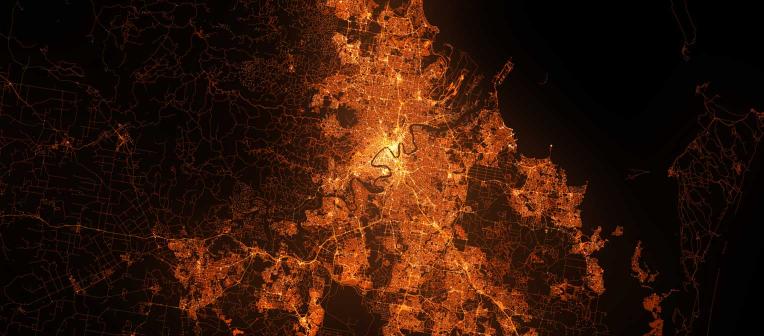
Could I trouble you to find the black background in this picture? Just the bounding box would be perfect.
[425,1,764,335]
